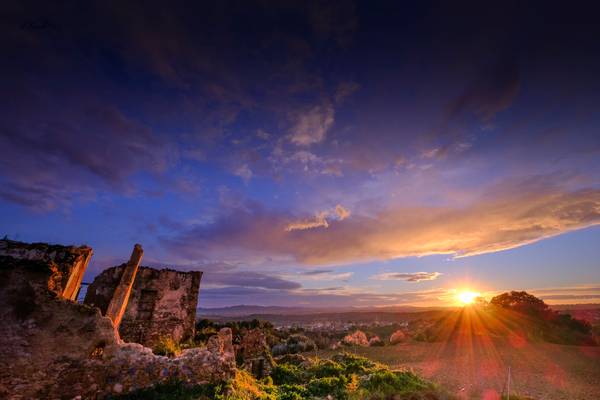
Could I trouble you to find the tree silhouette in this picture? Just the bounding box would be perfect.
[490,291,548,316]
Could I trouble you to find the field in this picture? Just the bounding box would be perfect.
[314,337,600,399]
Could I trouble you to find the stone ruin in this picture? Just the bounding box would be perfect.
[84,264,202,348]
[0,239,235,399]
[236,328,274,379]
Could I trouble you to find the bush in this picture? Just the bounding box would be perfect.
[307,376,349,399]
[271,364,305,385]
[272,334,316,356]
[152,337,181,357]
[220,370,276,400]
[309,359,344,378]
[359,370,432,396]
[276,384,307,400]
[334,353,380,375]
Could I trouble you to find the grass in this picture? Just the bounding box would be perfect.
[314,337,600,400]
[110,353,453,400]
[152,337,182,357]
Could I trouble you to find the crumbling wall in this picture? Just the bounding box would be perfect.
[85,265,202,347]
[237,328,274,378]
[0,240,235,399]
[0,239,92,300]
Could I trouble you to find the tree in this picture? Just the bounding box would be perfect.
[490,291,549,316]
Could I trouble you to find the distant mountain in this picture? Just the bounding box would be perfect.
[197,304,450,317]
[549,303,600,311]
[197,305,331,317]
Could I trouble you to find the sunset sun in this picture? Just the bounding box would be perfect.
[457,290,480,305]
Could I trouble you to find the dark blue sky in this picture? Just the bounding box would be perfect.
[1,1,599,307]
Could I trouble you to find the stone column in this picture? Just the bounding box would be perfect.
[106,244,143,329]
[62,248,93,301]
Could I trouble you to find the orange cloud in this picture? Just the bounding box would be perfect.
[167,188,600,265]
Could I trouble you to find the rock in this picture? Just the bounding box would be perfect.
[237,328,274,378]
[342,330,369,347]
[368,335,384,346]
[389,330,406,345]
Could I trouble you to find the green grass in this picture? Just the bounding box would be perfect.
[111,353,452,400]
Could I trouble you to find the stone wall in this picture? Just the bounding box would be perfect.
[0,240,235,399]
[237,328,274,379]
[85,265,202,347]
[0,239,92,301]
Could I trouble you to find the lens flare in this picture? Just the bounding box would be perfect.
[458,290,480,305]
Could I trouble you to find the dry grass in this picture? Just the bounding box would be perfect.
[316,337,600,399]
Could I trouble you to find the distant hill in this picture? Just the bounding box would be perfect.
[197,305,321,317]
[549,303,600,311]
[197,304,451,317]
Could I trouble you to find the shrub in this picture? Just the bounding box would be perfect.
[215,370,276,400]
[307,376,349,399]
[359,370,432,397]
[271,364,305,385]
[308,359,345,378]
[334,353,380,375]
[276,384,307,400]
[272,334,316,356]
[152,337,181,357]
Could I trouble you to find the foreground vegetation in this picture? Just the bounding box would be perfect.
[110,353,452,400]
[117,292,597,399]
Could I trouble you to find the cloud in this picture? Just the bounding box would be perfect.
[371,272,442,282]
[445,58,520,124]
[256,129,271,140]
[334,81,360,103]
[164,184,600,265]
[289,269,353,281]
[285,204,351,232]
[303,269,334,276]
[289,104,334,146]
[285,211,329,232]
[205,271,301,290]
[197,285,453,308]
[528,284,600,304]
[234,164,253,183]
[335,204,351,220]
[0,93,170,210]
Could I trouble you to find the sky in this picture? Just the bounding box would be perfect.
[1,1,599,308]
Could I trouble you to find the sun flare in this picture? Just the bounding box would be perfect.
[457,290,480,305]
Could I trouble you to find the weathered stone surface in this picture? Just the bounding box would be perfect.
[236,328,274,378]
[389,329,407,345]
[341,330,369,346]
[368,335,384,346]
[105,244,143,329]
[0,241,234,400]
[0,239,92,300]
[85,265,202,347]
